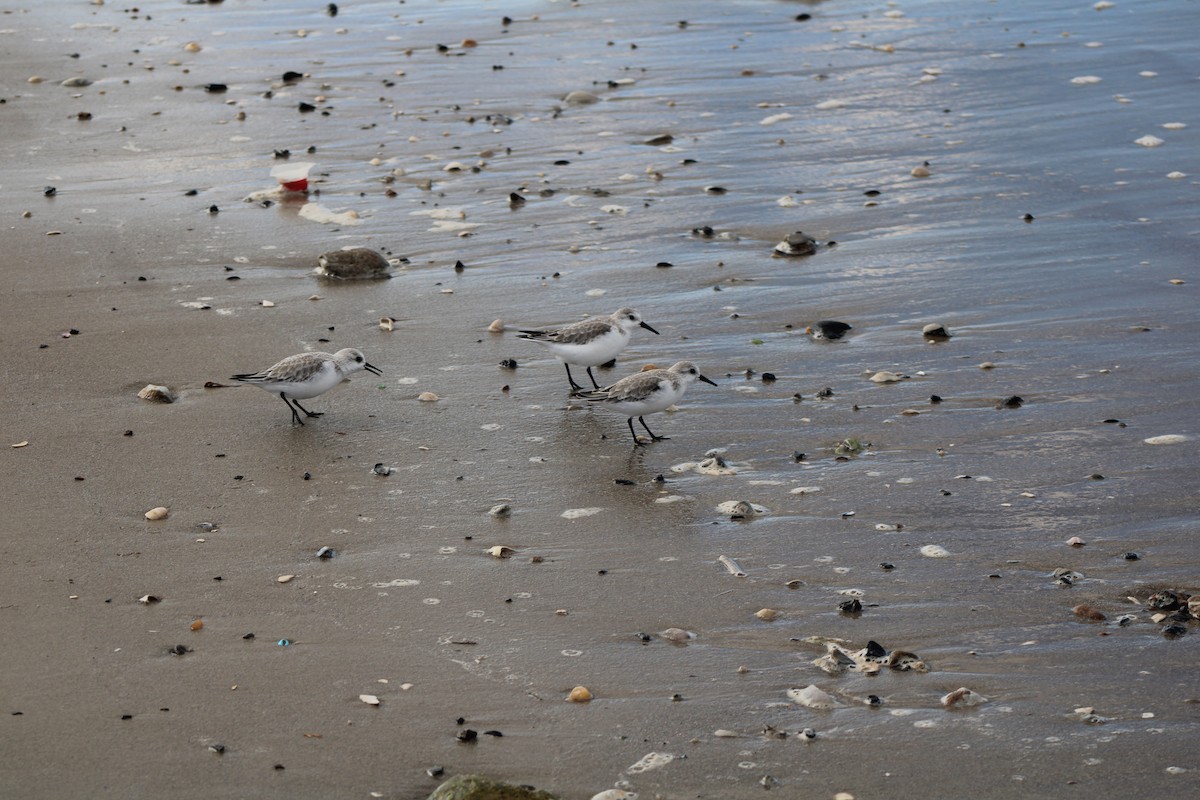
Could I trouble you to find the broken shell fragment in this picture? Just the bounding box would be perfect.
[138,384,178,403]
[755,608,779,621]
[359,694,381,706]
[870,371,907,383]
[144,506,170,521]
[379,317,396,332]
[138,594,161,605]
[566,685,593,703]
[488,504,512,518]
[487,319,505,332]
[277,574,295,583]
[487,545,515,558]
[317,247,391,279]
[941,687,987,708]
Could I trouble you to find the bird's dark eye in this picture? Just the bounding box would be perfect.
[690,369,697,374]
[628,315,636,320]
[356,356,363,362]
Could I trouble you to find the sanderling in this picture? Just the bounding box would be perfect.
[232,348,382,425]
[578,360,717,444]
[516,307,659,392]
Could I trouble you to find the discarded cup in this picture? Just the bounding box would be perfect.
[269,162,314,192]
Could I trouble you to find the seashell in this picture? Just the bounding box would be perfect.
[718,555,746,577]
[870,371,907,383]
[755,608,779,621]
[144,506,169,521]
[713,729,739,738]
[138,384,178,403]
[773,231,816,257]
[563,90,600,105]
[919,544,950,558]
[887,650,928,672]
[184,41,202,53]
[277,574,295,583]
[487,319,505,332]
[443,161,467,172]
[787,684,839,709]
[379,317,395,331]
[657,627,696,644]
[417,392,439,402]
[315,546,335,559]
[138,594,161,604]
[911,164,931,178]
[488,504,512,518]
[590,791,638,800]
[1134,135,1164,147]
[566,685,593,703]
[317,247,390,279]
[806,320,852,340]
[941,687,987,708]
[1066,536,1086,547]
[359,694,380,705]
[1142,434,1189,445]
[922,322,950,338]
[190,619,204,631]
[61,76,92,87]
[717,500,767,519]
[487,545,515,558]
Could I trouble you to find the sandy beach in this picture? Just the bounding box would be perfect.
[1,1,1197,798]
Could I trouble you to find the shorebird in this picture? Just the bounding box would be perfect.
[232,348,382,425]
[578,360,717,444]
[516,307,659,392]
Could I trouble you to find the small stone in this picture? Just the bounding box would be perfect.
[755,608,779,621]
[138,384,178,404]
[417,392,439,402]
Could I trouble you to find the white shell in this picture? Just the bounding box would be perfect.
[787,684,839,709]
[144,506,169,521]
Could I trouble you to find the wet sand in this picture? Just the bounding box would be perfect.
[1,1,1197,798]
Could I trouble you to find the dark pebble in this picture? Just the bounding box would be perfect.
[838,598,863,614]
[454,260,466,272]
[169,644,189,656]
[1000,395,1024,408]
[762,372,776,383]
[43,186,57,197]
[499,358,518,369]
[1023,213,1035,222]
[208,205,219,214]
[184,189,198,196]
[302,472,311,480]
[867,694,882,706]
[792,451,806,462]
[509,192,526,205]
[1090,473,1105,480]
[298,102,316,112]
[613,478,636,486]
[1162,625,1187,640]
[204,83,228,93]
[930,395,943,403]
[483,730,503,737]
[456,729,478,743]
[816,387,834,398]
[427,766,445,778]
[316,546,336,559]
[208,744,225,754]
[1122,552,1140,561]
[880,562,895,570]
[801,728,817,739]
[282,71,303,83]
[655,261,673,268]
[326,3,338,16]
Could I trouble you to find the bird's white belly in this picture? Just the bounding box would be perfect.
[275,364,344,399]
[546,329,630,366]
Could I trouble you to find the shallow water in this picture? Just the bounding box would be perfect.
[1,0,1197,798]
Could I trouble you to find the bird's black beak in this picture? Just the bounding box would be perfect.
[640,321,660,335]
[699,374,718,386]
[364,362,383,376]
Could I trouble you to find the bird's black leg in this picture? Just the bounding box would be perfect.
[626,417,645,446]
[280,393,305,426]
[291,399,323,418]
[585,366,602,390]
[639,416,669,441]
[565,364,586,393]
